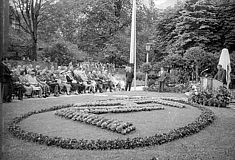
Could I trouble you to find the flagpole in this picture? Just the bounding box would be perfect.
[130,0,136,90]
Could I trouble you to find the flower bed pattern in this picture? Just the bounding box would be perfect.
[54,105,164,135]
[135,99,186,109]
[55,109,136,135]
[8,98,215,150]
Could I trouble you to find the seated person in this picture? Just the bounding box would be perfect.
[18,71,33,97]
[102,71,113,92]
[66,70,79,94]
[57,71,71,95]
[87,71,96,93]
[73,68,86,94]
[36,71,51,97]
[12,71,26,100]
[26,71,42,98]
[80,68,91,93]
[118,77,126,91]
[94,70,103,93]
[109,74,119,90]
[46,72,60,96]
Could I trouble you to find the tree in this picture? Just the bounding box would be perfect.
[42,40,86,66]
[77,0,132,56]
[11,0,55,60]
[169,0,221,54]
[184,47,219,81]
[151,1,184,60]
[161,54,186,68]
[216,1,235,52]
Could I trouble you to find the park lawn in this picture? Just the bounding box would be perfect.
[19,105,200,140]
[2,91,235,160]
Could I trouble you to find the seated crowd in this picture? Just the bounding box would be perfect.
[4,62,126,101]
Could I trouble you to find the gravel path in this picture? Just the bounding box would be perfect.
[2,91,235,160]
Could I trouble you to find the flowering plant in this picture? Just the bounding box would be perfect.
[55,109,136,135]
[55,104,164,135]
[189,86,232,107]
[8,98,215,150]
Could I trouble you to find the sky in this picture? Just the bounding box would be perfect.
[142,0,179,9]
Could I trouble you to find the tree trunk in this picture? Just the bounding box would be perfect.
[196,64,199,82]
[31,38,37,61]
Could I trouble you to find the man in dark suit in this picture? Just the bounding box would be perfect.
[125,66,134,91]
[214,64,226,84]
[158,67,168,92]
[1,61,13,102]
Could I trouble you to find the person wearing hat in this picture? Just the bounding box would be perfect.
[214,64,227,84]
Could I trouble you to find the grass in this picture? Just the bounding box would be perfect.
[19,106,200,140]
[2,91,235,160]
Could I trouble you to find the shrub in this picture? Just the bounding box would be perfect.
[142,63,152,74]
[147,79,156,87]
[136,72,145,81]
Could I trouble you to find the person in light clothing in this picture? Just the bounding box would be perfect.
[26,72,42,97]
[158,67,168,92]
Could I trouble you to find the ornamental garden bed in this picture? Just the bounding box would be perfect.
[189,86,233,108]
[8,97,215,150]
[54,105,165,135]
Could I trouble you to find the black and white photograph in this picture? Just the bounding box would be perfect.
[1,0,235,159]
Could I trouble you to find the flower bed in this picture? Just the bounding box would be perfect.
[8,98,215,150]
[55,109,136,135]
[135,99,186,109]
[189,86,232,107]
[80,106,164,114]
[54,104,164,135]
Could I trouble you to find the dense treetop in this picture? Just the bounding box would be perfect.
[9,0,235,73]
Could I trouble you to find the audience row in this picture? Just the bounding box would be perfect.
[5,62,126,101]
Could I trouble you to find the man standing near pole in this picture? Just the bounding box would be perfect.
[125,65,134,91]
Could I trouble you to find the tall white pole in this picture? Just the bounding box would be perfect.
[145,51,149,87]
[130,0,136,90]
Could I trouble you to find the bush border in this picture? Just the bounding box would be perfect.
[8,99,215,150]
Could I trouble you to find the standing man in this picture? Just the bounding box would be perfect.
[125,66,134,91]
[214,64,226,84]
[158,67,168,92]
[1,61,13,102]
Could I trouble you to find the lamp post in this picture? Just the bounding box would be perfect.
[145,43,152,87]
